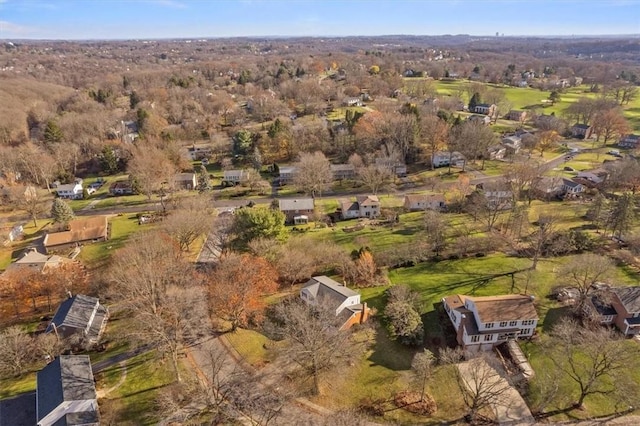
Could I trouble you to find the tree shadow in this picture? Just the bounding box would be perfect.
[540,306,571,333]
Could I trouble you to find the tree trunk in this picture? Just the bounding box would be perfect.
[172,349,182,382]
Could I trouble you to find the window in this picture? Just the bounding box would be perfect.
[509,320,518,327]
[519,328,530,335]
[485,322,494,329]
[522,319,535,326]
[471,335,480,343]
[499,321,508,327]
[484,334,493,342]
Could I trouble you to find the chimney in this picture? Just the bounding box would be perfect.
[360,302,368,324]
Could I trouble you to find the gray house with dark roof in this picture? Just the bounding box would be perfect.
[46,295,108,345]
[300,276,369,330]
[36,355,99,426]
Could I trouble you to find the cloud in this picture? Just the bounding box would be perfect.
[0,20,35,37]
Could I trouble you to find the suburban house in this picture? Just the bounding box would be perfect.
[109,180,134,195]
[403,193,446,211]
[186,143,213,161]
[279,198,315,224]
[561,178,585,197]
[46,294,109,345]
[476,181,513,206]
[576,169,607,185]
[338,195,381,219]
[343,97,363,107]
[222,169,247,185]
[55,180,83,200]
[532,176,564,199]
[36,355,99,426]
[330,163,356,180]
[174,173,197,190]
[431,151,465,168]
[488,145,507,160]
[442,294,538,351]
[467,114,491,126]
[375,158,407,177]
[619,134,640,149]
[43,216,110,254]
[501,135,522,155]
[506,110,527,122]
[278,166,297,185]
[2,248,64,275]
[300,276,370,330]
[120,120,139,143]
[588,287,640,335]
[473,103,497,116]
[571,123,594,139]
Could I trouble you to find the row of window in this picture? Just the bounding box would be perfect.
[485,319,535,329]
[469,328,533,343]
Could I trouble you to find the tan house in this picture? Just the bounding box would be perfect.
[330,164,356,180]
[403,194,445,211]
[279,198,315,224]
[43,216,110,254]
[300,276,370,330]
[2,248,64,275]
[571,123,593,139]
[506,110,527,122]
[443,294,538,352]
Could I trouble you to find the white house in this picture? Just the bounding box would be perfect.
[501,135,522,154]
[431,151,465,168]
[561,178,585,196]
[442,294,538,352]
[473,103,496,116]
[36,355,99,426]
[56,181,83,200]
[403,193,446,211]
[300,276,369,330]
[619,134,640,149]
[222,169,247,185]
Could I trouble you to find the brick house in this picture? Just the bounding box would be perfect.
[279,198,315,224]
[588,287,640,336]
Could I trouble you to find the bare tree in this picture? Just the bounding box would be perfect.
[203,214,234,260]
[557,253,613,315]
[0,326,34,378]
[127,145,177,200]
[545,318,637,409]
[411,349,435,402]
[356,163,393,195]
[272,298,358,395]
[423,210,447,256]
[527,215,558,270]
[108,231,206,381]
[591,108,630,146]
[292,151,333,197]
[163,196,215,252]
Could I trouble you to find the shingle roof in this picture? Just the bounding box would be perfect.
[279,198,315,211]
[46,295,99,334]
[470,294,538,323]
[43,216,109,249]
[613,287,640,313]
[302,276,359,306]
[37,355,97,424]
[356,195,379,206]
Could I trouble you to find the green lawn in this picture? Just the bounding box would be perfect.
[98,350,175,426]
[0,219,52,271]
[78,213,146,267]
[224,328,273,367]
[0,372,36,399]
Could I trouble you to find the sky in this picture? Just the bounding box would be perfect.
[0,0,639,40]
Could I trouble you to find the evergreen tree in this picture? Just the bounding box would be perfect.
[468,92,481,111]
[607,192,636,238]
[232,129,253,156]
[50,198,75,227]
[267,118,284,138]
[129,91,141,109]
[99,146,119,174]
[43,120,63,144]
[196,165,211,193]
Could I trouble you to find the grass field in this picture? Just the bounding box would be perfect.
[78,213,146,267]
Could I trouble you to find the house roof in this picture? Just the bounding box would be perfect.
[573,123,591,130]
[356,195,379,206]
[55,411,100,425]
[404,193,445,204]
[590,295,617,316]
[56,183,81,192]
[175,173,196,181]
[302,276,359,305]
[330,164,355,172]
[279,166,297,174]
[109,181,132,190]
[37,355,97,423]
[562,178,582,188]
[46,295,99,333]
[339,199,359,212]
[470,294,538,323]
[5,249,63,274]
[612,287,640,313]
[43,216,109,249]
[279,198,315,211]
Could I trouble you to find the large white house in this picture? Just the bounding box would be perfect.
[55,181,83,200]
[442,294,538,352]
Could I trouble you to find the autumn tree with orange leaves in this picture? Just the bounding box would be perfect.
[207,253,278,331]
